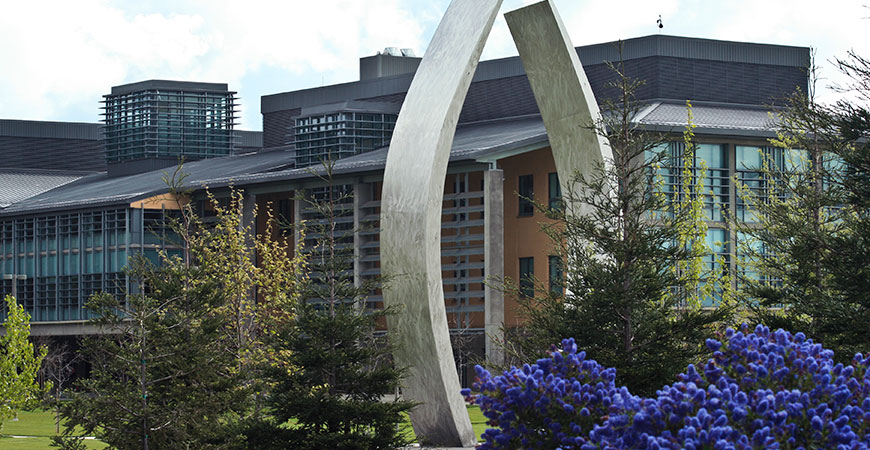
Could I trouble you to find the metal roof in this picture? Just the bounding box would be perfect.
[109,80,232,96]
[0,169,88,209]
[0,149,298,215]
[204,115,551,187]
[0,103,781,217]
[637,101,779,136]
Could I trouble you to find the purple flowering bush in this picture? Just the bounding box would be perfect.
[463,324,870,449]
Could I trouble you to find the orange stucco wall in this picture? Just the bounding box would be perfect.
[498,146,559,327]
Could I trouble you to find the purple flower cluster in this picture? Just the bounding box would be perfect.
[463,325,870,449]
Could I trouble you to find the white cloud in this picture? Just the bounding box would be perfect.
[0,0,427,129]
[0,0,866,130]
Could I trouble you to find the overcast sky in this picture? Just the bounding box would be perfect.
[0,0,867,131]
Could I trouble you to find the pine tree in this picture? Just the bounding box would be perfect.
[739,51,870,361]
[244,161,414,450]
[512,57,730,395]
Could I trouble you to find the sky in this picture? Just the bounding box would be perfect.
[0,0,867,131]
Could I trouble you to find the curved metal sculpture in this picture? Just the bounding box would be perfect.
[381,0,610,446]
[505,0,613,213]
[380,0,503,446]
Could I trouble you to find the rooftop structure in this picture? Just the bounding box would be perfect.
[102,80,239,177]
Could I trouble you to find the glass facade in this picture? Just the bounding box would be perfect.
[0,208,178,322]
[647,141,788,305]
[103,89,237,163]
[294,112,397,168]
[651,142,730,222]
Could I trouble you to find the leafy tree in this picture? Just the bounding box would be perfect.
[739,51,870,361]
[512,57,730,395]
[54,169,305,449]
[244,162,414,450]
[1,295,47,434]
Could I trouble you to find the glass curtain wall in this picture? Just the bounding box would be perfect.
[294,112,397,168]
[103,90,237,163]
[0,207,179,321]
[649,142,732,305]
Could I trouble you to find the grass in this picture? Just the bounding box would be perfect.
[0,406,491,449]
[397,405,489,443]
[0,409,107,449]
[468,404,490,439]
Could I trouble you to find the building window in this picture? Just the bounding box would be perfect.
[519,257,534,298]
[548,255,564,293]
[518,174,534,217]
[548,172,562,211]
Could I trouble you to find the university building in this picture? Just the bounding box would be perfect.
[0,35,809,382]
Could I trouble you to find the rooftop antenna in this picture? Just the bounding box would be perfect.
[657,15,663,32]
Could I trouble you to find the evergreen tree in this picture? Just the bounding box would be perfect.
[0,295,47,434]
[245,162,414,450]
[739,52,870,361]
[54,169,304,449]
[55,260,245,450]
[513,58,730,395]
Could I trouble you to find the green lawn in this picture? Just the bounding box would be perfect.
[0,409,106,449]
[467,404,490,439]
[0,406,490,449]
[398,405,490,443]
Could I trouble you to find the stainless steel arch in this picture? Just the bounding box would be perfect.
[380,0,502,446]
[505,0,613,214]
[381,0,610,446]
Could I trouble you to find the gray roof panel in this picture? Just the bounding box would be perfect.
[109,80,231,96]
[0,149,298,215]
[639,101,779,133]
[0,169,87,209]
[0,103,782,216]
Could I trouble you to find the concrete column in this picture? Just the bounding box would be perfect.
[241,192,257,244]
[353,183,365,291]
[241,192,257,307]
[483,169,505,367]
[239,192,257,264]
[293,192,304,255]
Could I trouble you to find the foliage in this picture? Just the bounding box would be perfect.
[247,303,412,450]
[737,51,870,362]
[54,258,246,450]
[55,168,306,450]
[1,295,47,433]
[466,324,870,449]
[512,53,729,395]
[243,161,413,449]
[672,102,714,307]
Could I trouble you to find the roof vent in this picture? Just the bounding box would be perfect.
[384,47,402,57]
[401,48,416,57]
